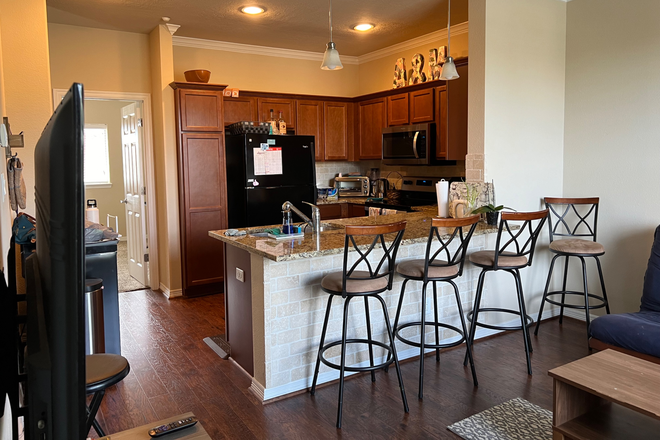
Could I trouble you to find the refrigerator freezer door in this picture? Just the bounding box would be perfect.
[244,135,316,188]
[244,185,316,228]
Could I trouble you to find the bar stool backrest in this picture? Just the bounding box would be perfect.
[545,197,600,243]
[342,221,407,295]
[424,215,481,280]
[494,210,549,269]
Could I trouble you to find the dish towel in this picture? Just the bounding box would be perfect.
[7,157,26,211]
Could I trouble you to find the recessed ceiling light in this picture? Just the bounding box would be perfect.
[241,6,265,15]
[353,23,375,32]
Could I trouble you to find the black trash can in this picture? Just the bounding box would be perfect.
[84,278,105,354]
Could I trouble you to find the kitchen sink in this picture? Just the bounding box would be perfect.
[246,222,344,236]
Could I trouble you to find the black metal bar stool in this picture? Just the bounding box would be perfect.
[86,353,130,436]
[310,221,409,428]
[389,215,480,399]
[463,210,548,375]
[534,197,610,343]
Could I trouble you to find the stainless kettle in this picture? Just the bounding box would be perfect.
[374,178,390,198]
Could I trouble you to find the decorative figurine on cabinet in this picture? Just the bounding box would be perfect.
[393,58,407,88]
[428,46,447,81]
[408,53,427,85]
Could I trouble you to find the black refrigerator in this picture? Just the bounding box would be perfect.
[225,134,317,228]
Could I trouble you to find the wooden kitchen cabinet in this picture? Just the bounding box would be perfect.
[436,87,448,159]
[410,89,435,123]
[257,97,295,130]
[348,204,367,217]
[223,96,257,126]
[357,98,387,160]
[296,100,324,162]
[171,82,228,297]
[318,204,342,220]
[323,101,350,161]
[387,93,409,126]
[446,62,468,161]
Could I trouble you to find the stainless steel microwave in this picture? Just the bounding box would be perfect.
[382,123,435,165]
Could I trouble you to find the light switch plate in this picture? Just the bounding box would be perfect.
[236,268,245,283]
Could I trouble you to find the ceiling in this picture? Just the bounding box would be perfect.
[46,0,468,57]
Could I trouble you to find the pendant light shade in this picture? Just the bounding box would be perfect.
[321,0,343,70]
[439,0,459,80]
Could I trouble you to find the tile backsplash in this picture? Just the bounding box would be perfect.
[315,160,466,189]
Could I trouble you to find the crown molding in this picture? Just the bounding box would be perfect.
[172,21,469,66]
[172,36,360,65]
[165,23,181,36]
[357,21,469,64]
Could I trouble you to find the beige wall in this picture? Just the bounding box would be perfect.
[48,23,152,93]
[468,0,567,322]
[0,17,10,277]
[84,99,133,237]
[563,0,660,314]
[0,0,53,218]
[357,32,469,96]
[173,45,360,97]
[151,24,181,295]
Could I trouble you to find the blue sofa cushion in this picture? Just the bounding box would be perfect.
[589,311,660,358]
[641,225,660,313]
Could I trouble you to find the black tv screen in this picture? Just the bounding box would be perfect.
[26,83,86,439]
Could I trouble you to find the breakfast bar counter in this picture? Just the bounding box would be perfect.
[209,211,498,402]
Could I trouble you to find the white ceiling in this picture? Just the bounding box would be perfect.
[46,0,469,57]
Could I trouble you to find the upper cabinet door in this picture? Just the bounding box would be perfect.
[387,93,409,126]
[436,87,448,159]
[323,101,350,161]
[410,89,435,124]
[296,100,324,162]
[224,96,257,126]
[358,98,387,160]
[446,62,469,161]
[178,89,224,132]
[257,97,295,129]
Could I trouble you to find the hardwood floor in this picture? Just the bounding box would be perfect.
[92,289,590,439]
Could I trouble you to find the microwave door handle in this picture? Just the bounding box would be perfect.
[412,131,420,159]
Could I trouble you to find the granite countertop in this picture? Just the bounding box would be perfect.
[210,211,499,262]
[316,197,369,205]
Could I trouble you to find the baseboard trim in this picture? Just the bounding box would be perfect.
[249,379,265,402]
[159,283,182,299]
[258,307,560,402]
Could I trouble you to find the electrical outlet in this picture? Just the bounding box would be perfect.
[236,268,245,283]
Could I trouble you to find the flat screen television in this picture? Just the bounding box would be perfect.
[25,83,86,439]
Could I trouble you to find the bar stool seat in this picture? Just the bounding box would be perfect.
[310,221,409,429]
[397,259,459,278]
[321,271,388,293]
[549,238,604,255]
[470,251,528,268]
[86,354,130,437]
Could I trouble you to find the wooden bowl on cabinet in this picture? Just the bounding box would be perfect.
[184,69,211,83]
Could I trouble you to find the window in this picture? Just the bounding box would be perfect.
[84,124,111,187]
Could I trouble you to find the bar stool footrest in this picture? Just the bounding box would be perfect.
[319,338,393,372]
[544,291,607,310]
[394,321,465,349]
[467,308,534,331]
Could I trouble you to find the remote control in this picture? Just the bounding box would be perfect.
[148,416,198,437]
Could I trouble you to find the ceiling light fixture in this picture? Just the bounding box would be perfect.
[353,23,374,32]
[439,0,459,80]
[321,0,343,70]
[241,6,265,15]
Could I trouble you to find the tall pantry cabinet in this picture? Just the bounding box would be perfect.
[171,82,228,297]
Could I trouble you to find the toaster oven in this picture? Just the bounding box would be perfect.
[335,176,370,197]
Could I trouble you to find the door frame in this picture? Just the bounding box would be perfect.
[53,88,159,289]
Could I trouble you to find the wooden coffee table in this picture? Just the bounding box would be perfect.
[97,412,211,439]
[549,349,660,439]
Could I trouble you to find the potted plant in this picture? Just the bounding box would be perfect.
[471,204,514,226]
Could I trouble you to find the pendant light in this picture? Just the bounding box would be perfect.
[440,0,459,80]
[321,0,343,70]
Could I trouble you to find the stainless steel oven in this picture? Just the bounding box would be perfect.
[382,123,435,165]
[335,176,370,197]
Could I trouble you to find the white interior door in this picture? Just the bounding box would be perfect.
[121,103,149,286]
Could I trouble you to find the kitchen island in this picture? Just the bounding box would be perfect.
[210,210,499,402]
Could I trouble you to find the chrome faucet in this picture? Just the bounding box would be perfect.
[282,201,321,234]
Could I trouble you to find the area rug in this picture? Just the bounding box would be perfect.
[447,397,552,440]
[203,334,231,360]
[117,240,146,292]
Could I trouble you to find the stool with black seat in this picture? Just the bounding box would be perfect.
[534,197,610,343]
[86,353,130,437]
[310,221,409,429]
[464,210,548,375]
[390,215,480,400]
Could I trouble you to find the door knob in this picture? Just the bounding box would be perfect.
[120,199,128,204]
